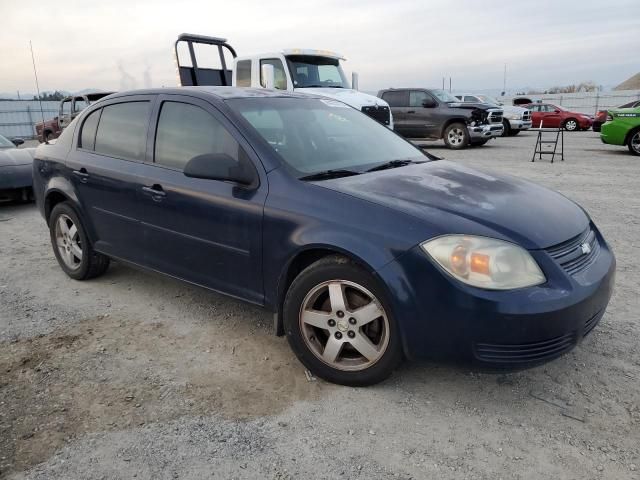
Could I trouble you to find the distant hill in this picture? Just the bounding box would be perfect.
[614,73,640,91]
[0,88,107,100]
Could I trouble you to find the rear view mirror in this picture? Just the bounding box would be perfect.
[261,64,275,89]
[184,153,255,186]
[11,138,24,147]
[422,98,437,108]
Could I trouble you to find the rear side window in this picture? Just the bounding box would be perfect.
[80,108,101,150]
[381,91,408,107]
[236,60,251,87]
[94,102,149,162]
[154,101,242,170]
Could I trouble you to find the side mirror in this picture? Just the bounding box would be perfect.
[261,64,275,89]
[422,98,437,108]
[184,153,255,186]
[554,109,561,113]
[11,138,24,147]
[351,72,359,91]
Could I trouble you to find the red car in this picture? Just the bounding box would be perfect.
[593,100,640,132]
[526,103,593,131]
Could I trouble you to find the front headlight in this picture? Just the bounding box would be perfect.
[421,235,546,290]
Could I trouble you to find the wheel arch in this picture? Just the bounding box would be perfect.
[440,117,468,138]
[43,180,97,244]
[623,125,640,146]
[272,245,380,336]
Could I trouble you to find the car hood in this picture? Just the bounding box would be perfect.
[0,147,35,167]
[448,102,500,112]
[296,87,389,109]
[316,161,589,249]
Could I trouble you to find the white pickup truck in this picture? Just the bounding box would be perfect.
[174,33,393,128]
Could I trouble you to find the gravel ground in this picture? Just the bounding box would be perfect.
[1,131,639,479]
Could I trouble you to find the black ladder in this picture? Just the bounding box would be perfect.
[531,127,564,163]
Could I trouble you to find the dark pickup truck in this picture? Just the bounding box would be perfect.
[377,88,504,149]
[35,92,114,142]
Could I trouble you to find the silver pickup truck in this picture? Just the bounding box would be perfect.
[456,94,532,136]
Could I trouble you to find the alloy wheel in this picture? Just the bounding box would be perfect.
[631,132,640,155]
[54,214,83,270]
[565,120,577,131]
[299,280,390,371]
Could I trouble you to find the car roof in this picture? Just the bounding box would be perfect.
[104,87,313,101]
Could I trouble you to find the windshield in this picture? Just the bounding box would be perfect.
[227,97,425,176]
[0,134,15,148]
[285,55,349,89]
[431,89,460,103]
[478,95,503,106]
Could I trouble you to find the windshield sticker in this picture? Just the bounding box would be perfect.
[320,99,349,108]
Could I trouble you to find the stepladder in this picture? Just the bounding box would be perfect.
[531,126,564,163]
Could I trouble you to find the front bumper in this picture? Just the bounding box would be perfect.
[508,119,532,131]
[0,164,32,191]
[376,225,616,369]
[468,123,503,139]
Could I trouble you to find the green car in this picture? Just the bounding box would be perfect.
[600,107,640,156]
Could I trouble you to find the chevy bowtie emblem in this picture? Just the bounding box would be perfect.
[581,243,592,255]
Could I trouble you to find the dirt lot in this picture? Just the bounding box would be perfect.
[1,131,639,479]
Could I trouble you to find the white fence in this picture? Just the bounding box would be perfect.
[502,90,640,115]
[0,100,60,139]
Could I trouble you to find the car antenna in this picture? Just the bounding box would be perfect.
[29,40,47,143]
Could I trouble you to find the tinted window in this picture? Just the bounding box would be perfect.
[80,108,101,150]
[409,91,430,107]
[154,101,241,170]
[464,95,479,102]
[260,59,288,90]
[236,60,251,87]
[381,91,408,107]
[94,102,149,162]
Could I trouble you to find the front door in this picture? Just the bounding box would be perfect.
[381,90,410,137]
[66,96,154,263]
[136,95,266,303]
[407,90,438,138]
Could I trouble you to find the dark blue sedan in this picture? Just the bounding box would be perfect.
[33,88,615,386]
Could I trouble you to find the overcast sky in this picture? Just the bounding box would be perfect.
[1,0,639,95]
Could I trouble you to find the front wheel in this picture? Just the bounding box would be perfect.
[49,202,110,280]
[501,119,511,137]
[563,118,578,131]
[443,123,470,149]
[283,255,403,386]
[629,129,640,156]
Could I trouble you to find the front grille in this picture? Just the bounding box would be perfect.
[487,109,503,124]
[522,110,531,121]
[475,332,576,364]
[545,228,600,276]
[362,105,390,125]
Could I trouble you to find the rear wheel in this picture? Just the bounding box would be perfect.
[443,123,469,149]
[49,202,110,280]
[563,118,578,131]
[628,129,640,156]
[283,255,403,386]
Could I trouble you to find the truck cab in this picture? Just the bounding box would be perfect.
[175,34,392,128]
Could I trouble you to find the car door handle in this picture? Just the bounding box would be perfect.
[142,185,166,199]
[72,168,89,182]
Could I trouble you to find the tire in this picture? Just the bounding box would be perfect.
[563,118,578,131]
[443,123,470,149]
[471,139,489,147]
[628,129,640,156]
[501,119,511,137]
[49,202,110,280]
[44,131,52,142]
[283,255,403,386]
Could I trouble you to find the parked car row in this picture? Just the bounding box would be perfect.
[0,134,35,202]
[28,33,616,386]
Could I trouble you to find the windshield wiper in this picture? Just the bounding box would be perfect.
[365,159,427,173]
[299,169,361,181]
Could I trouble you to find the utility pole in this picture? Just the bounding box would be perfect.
[449,77,452,93]
[502,63,507,96]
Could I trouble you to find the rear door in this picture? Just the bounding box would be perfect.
[66,95,154,263]
[380,90,410,136]
[135,94,266,303]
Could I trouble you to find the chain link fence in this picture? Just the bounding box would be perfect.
[503,90,640,115]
